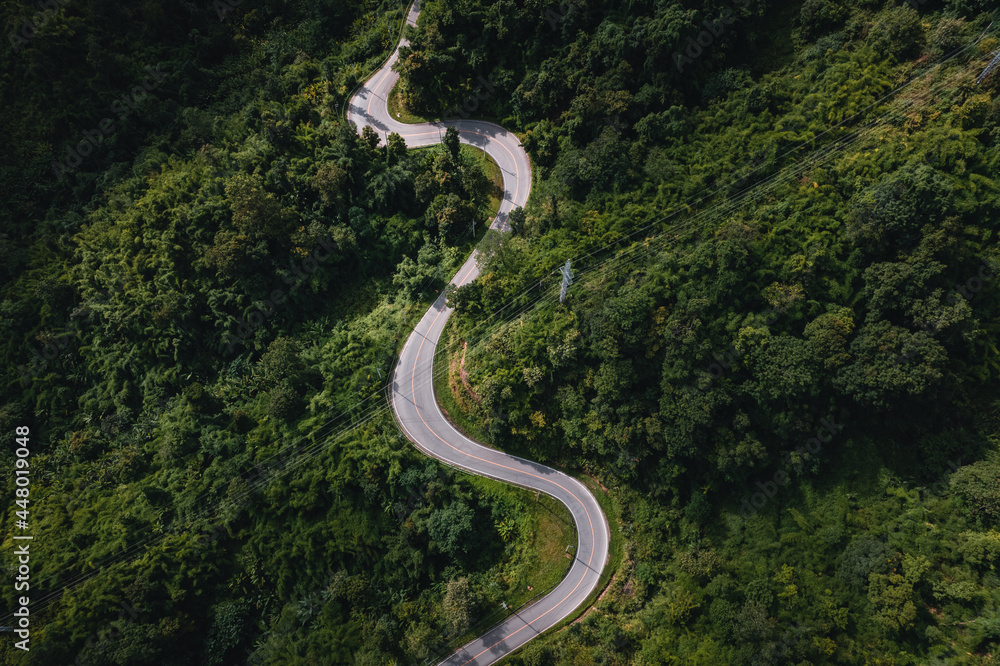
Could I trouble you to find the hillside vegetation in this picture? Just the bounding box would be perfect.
[3,0,1000,664]
[399,0,1000,662]
[0,0,562,663]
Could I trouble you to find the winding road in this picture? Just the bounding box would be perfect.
[347,2,610,664]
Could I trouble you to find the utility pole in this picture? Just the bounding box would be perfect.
[559,259,573,303]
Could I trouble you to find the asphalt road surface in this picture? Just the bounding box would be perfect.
[348,2,611,664]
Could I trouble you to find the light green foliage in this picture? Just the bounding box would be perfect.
[442,577,476,635]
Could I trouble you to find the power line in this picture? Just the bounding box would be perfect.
[15,7,995,630]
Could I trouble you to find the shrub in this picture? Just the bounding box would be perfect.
[799,0,848,41]
[951,459,1000,525]
[868,7,924,61]
[929,17,968,56]
[267,383,301,420]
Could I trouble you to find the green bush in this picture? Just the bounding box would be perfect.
[929,17,969,56]
[869,7,925,61]
[799,0,849,40]
[267,383,301,420]
[701,68,752,103]
[952,460,1000,525]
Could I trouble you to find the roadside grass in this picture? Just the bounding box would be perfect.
[387,81,520,133]
[468,474,577,610]
[432,322,490,443]
[388,85,432,124]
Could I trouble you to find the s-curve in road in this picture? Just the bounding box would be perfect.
[347,2,610,665]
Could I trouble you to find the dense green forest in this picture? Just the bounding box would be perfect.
[0,0,572,663]
[4,0,1000,664]
[404,0,1000,663]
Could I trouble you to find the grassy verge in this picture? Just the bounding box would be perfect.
[388,85,433,124]
[433,321,491,443]
[387,81,520,133]
[416,468,576,665]
[468,474,577,610]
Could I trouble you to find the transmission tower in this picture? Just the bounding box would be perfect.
[558,260,573,303]
[977,49,1000,85]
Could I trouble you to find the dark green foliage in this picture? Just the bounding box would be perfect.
[836,535,893,591]
[951,459,1000,524]
[5,0,1000,662]
[0,0,531,663]
[409,1,1000,662]
[701,68,753,103]
[428,500,478,559]
[204,600,253,666]
[799,0,848,40]
[393,240,446,299]
[443,126,461,160]
[267,384,301,420]
[868,7,925,61]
